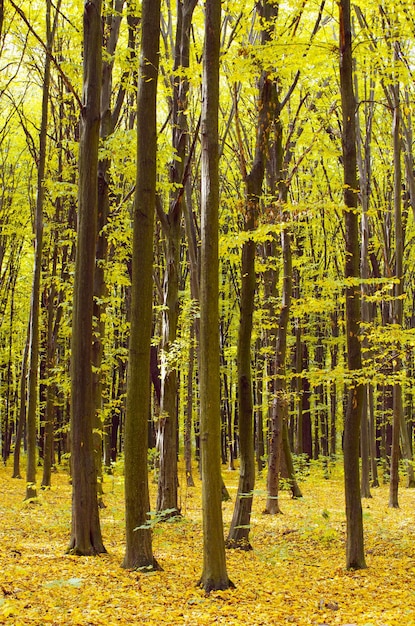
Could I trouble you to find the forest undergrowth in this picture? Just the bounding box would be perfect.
[1,460,415,625]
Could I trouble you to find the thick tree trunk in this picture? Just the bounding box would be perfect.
[122,0,161,571]
[339,0,366,569]
[68,0,105,556]
[198,0,232,592]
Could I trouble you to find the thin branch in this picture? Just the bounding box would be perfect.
[9,0,81,109]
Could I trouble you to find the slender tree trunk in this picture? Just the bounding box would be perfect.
[92,0,126,506]
[13,326,29,479]
[198,0,232,592]
[339,0,366,569]
[156,0,197,516]
[184,324,195,487]
[360,389,371,498]
[122,0,161,571]
[68,0,106,555]
[389,62,403,508]
[226,221,256,548]
[355,64,373,499]
[330,310,339,458]
[227,0,278,546]
[282,420,302,498]
[255,350,265,473]
[25,0,57,501]
[368,384,379,487]
[265,223,292,514]
[41,259,58,489]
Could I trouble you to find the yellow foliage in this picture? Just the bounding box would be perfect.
[1,463,415,624]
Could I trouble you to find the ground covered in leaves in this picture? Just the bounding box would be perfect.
[1,460,415,625]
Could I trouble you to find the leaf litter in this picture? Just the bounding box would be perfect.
[1,461,415,625]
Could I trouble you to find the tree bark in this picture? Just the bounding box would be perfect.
[68,0,106,555]
[13,326,29,479]
[156,0,197,516]
[25,0,58,501]
[265,223,292,513]
[389,62,403,508]
[339,0,366,569]
[198,0,232,592]
[122,0,161,571]
[227,0,278,547]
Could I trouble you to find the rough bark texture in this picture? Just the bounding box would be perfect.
[198,0,232,592]
[122,0,161,571]
[339,0,366,570]
[68,0,106,556]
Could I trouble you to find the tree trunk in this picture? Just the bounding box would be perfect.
[184,325,195,487]
[355,59,373,499]
[227,0,278,547]
[265,224,292,514]
[25,0,58,501]
[198,0,232,592]
[360,389,371,498]
[122,0,161,571]
[389,64,403,508]
[156,0,198,516]
[226,226,256,548]
[339,0,366,569]
[68,0,106,556]
[12,326,29,479]
[368,385,379,487]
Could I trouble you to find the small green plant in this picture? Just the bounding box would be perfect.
[134,508,181,531]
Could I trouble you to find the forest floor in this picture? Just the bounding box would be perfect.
[1,459,415,625]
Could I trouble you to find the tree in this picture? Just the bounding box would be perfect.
[122,0,161,571]
[68,0,106,556]
[227,0,279,546]
[198,0,233,592]
[339,0,366,570]
[156,0,198,517]
[389,36,403,509]
[25,0,61,500]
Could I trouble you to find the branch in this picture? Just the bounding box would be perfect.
[169,115,201,222]
[9,0,82,110]
[232,82,248,180]
[280,70,300,111]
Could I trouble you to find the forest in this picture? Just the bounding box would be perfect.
[1,0,415,622]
